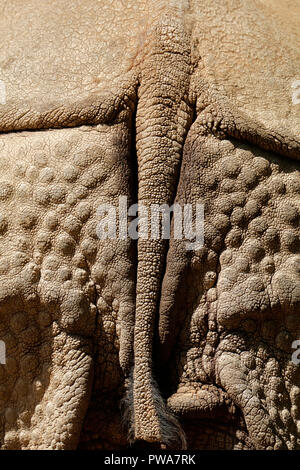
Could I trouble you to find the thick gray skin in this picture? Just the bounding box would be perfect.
[0,0,299,449]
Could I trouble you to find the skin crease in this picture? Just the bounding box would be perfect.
[0,0,299,450]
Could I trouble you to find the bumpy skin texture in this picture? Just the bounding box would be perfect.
[0,0,299,450]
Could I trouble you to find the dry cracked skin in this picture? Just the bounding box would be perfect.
[0,0,299,450]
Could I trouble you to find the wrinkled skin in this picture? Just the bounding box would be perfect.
[0,0,299,450]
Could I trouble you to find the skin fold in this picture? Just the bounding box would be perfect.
[0,0,299,449]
